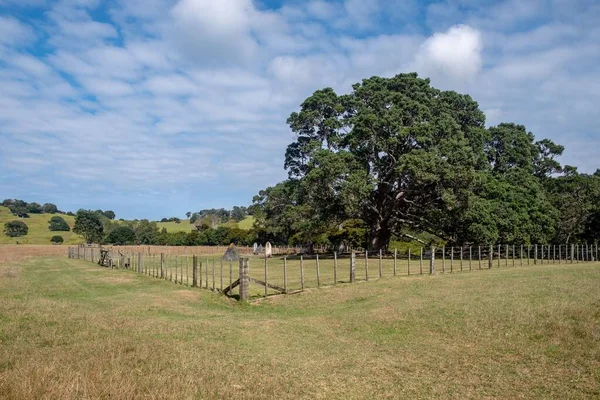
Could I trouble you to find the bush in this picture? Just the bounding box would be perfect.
[4,220,28,237]
[48,216,70,231]
[105,226,136,245]
[50,235,64,244]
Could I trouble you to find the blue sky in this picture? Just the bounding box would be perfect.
[0,0,599,220]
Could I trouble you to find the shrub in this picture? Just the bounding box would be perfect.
[4,220,28,237]
[50,235,64,244]
[49,216,70,231]
[105,226,136,245]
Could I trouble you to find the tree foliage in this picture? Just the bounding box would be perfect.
[50,235,64,244]
[105,226,136,245]
[48,216,70,232]
[252,73,576,250]
[73,210,104,244]
[4,220,28,237]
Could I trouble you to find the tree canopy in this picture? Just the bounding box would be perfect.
[73,210,104,244]
[48,216,70,232]
[252,73,586,250]
[4,220,28,237]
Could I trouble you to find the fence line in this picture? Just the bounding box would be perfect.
[67,243,599,301]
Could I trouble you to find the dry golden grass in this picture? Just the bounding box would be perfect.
[0,256,599,399]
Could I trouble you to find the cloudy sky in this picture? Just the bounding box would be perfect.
[0,0,598,219]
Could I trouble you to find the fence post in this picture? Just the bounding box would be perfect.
[505,244,508,267]
[512,245,515,267]
[91,248,94,263]
[160,253,165,278]
[450,247,454,273]
[239,258,249,301]
[393,248,397,276]
[333,252,338,284]
[489,245,493,269]
[192,255,198,287]
[212,258,216,292]
[379,249,383,278]
[497,244,501,268]
[442,246,446,273]
[300,255,305,291]
[571,244,574,264]
[283,256,288,293]
[365,251,369,281]
[429,246,435,275]
[408,248,411,276]
[420,247,423,275]
[478,246,482,270]
[534,245,538,265]
[350,252,356,283]
[316,254,321,287]
[460,246,463,272]
[138,253,142,274]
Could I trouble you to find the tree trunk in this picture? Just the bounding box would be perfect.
[370,219,392,252]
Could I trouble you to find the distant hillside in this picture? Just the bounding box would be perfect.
[157,216,255,233]
[0,206,84,245]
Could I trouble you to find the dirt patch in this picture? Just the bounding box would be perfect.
[0,245,67,264]
[99,276,135,284]
[0,267,19,278]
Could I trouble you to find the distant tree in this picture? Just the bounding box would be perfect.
[66,211,75,216]
[27,202,43,214]
[105,226,136,245]
[190,213,200,224]
[160,218,169,223]
[103,210,116,220]
[50,235,64,244]
[42,203,58,214]
[73,210,104,243]
[186,211,192,218]
[231,206,247,222]
[1,199,14,207]
[4,220,28,237]
[134,219,160,245]
[48,216,70,231]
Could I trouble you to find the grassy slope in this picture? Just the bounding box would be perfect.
[0,206,83,245]
[1,258,599,399]
[157,216,255,233]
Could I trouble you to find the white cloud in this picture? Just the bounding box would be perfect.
[0,16,36,46]
[1,0,599,217]
[414,24,483,84]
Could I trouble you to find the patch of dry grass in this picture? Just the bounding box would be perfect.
[0,257,599,398]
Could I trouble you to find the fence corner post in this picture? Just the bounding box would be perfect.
[239,258,250,301]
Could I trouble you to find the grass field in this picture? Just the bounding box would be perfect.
[150,216,255,233]
[0,206,83,245]
[1,255,599,398]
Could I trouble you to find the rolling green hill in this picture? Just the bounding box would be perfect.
[0,206,256,244]
[157,216,255,233]
[0,206,84,245]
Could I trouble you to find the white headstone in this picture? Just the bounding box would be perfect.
[253,242,258,255]
[265,242,272,258]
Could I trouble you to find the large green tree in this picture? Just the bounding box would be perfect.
[257,73,565,250]
[73,210,104,244]
[4,220,28,237]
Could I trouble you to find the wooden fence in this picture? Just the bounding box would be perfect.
[68,243,599,301]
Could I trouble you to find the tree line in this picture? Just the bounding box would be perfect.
[249,73,600,251]
[72,210,263,246]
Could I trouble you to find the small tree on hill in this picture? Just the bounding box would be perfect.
[4,220,28,237]
[42,203,58,214]
[50,235,64,244]
[73,209,104,243]
[48,216,70,231]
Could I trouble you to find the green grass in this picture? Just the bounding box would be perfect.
[157,216,255,233]
[1,256,599,398]
[0,206,83,245]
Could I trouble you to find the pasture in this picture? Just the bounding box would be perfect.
[1,251,599,398]
[0,206,82,245]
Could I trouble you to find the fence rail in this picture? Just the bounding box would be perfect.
[67,243,599,300]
